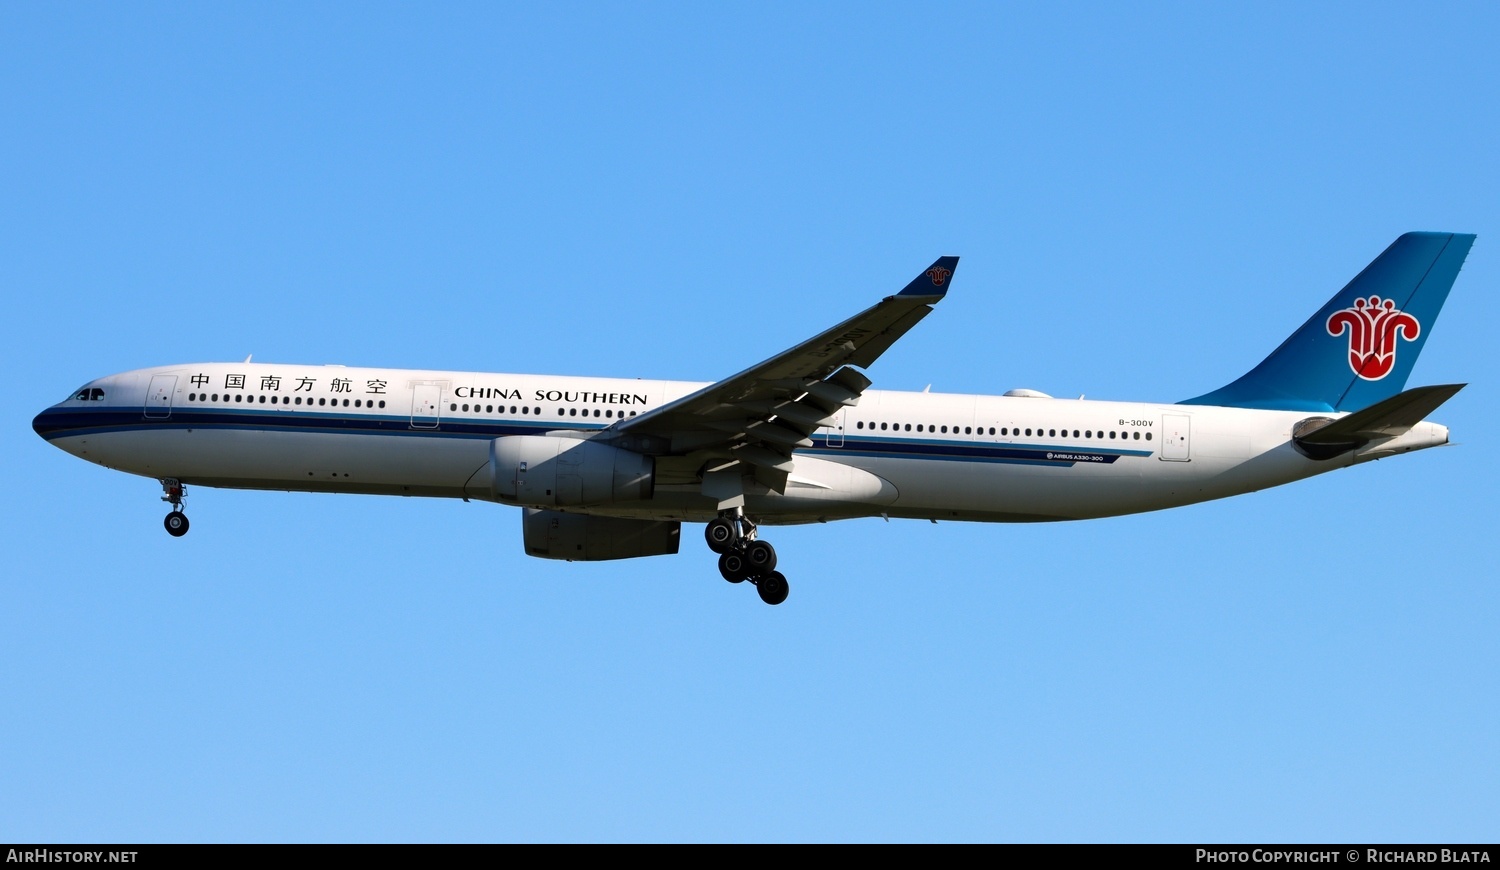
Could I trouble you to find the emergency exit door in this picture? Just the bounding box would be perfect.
[411,384,442,429]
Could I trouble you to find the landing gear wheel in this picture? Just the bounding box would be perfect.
[718,551,750,583]
[164,511,190,537]
[745,539,777,573]
[756,571,789,606]
[705,517,739,554]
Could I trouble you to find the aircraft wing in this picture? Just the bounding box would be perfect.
[610,256,958,492]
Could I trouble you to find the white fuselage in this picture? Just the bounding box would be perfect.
[35,361,1451,525]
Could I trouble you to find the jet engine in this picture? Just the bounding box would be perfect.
[522,509,680,561]
[490,435,654,508]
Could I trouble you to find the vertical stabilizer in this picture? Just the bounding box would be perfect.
[1181,232,1474,412]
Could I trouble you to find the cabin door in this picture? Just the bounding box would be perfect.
[1161,414,1191,461]
[144,375,176,419]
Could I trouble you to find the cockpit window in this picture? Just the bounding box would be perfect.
[70,387,105,401]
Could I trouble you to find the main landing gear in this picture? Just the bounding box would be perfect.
[160,478,190,537]
[705,513,789,606]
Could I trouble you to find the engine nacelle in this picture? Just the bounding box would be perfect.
[522,509,680,561]
[490,435,654,508]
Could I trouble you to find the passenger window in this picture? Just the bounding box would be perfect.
[1133,431,1140,440]
[569,408,577,416]
[1145,432,1152,441]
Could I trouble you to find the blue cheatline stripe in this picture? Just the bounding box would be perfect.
[35,408,1153,467]
[803,448,1067,467]
[807,435,1149,467]
[814,433,1150,458]
[32,407,606,442]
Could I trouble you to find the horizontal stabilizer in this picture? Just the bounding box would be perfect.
[1293,384,1464,458]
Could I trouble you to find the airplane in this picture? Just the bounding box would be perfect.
[32,232,1473,606]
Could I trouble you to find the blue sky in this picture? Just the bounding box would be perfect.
[4,3,1497,842]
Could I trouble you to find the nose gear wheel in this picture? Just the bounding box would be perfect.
[159,478,190,537]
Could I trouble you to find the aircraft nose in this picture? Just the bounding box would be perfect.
[33,407,62,439]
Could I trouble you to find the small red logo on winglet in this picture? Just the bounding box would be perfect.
[926,267,952,287]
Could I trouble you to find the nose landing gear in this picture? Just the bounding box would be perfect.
[706,511,788,605]
[160,478,190,537]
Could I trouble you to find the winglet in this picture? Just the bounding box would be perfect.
[897,256,960,298]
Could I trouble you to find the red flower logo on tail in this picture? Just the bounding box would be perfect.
[1326,295,1420,381]
[926,267,952,287]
